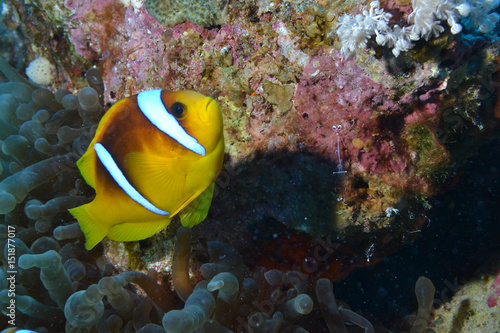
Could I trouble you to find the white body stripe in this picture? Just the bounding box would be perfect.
[137,89,206,156]
[94,143,169,216]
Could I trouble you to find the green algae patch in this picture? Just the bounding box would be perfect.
[404,124,451,180]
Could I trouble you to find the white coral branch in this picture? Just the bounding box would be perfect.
[336,0,499,58]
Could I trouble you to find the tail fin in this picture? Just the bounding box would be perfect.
[68,203,108,250]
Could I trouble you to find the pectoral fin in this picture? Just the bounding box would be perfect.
[125,151,187,207]
[178,182,215,228]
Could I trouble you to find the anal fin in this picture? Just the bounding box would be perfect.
[107,218,172,242]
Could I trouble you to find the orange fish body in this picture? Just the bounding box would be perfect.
[69,90,224,250]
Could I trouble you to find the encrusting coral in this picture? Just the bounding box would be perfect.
[145,0,229,27]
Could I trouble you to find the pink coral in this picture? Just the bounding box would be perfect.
[293,53,431,187]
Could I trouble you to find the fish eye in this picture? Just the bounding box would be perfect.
[171,102,186,118]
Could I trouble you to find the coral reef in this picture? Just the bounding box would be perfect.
[32,0,498,257]
[0,0,499,331]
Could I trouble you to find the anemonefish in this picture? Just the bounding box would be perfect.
[69,90,224,250]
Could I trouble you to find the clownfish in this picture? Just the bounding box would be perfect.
[69,90,224,250]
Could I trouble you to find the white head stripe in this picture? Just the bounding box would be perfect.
[137,89,206,156]
[94,143,169,216]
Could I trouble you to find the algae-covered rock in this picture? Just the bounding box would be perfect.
[262,81,295,114]
[145,0,229,27]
